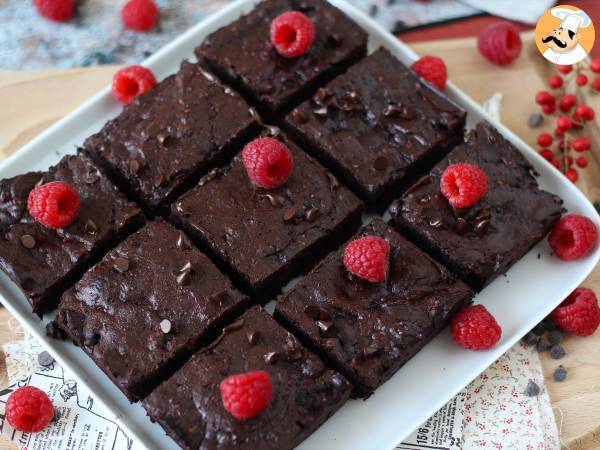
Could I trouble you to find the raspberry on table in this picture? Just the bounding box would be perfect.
[343,235,390,283]
[27,181,80,229]
[450,304,501,350]
[242,137,294,189]
[121,0,159,32]
[270,11,315,59]
[112,65,157,105]
[551,287,600,337]
[440,162,487,208]
[220,371,272,420]
[33,0,74,22]
[411,55,447,91]
[548,214,598,260]
[477,21,522,66]
[6,386,54,432]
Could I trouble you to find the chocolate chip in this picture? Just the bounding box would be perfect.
[248,107,261,123]
[524,379,540,397]
[528,113,543,128]
[259,82,273,94]
[223,319,244,334]
[262,193,284,208]
[429,217,443,228]
[113,256,129,273]
[176,231,192,250]
[312,106,328,116]
[362,343,380,359]
[129,159,140,175]
[283,207,296,222]
[292,109,308,124]
[475,209,491,221]
[264,351,279,365]
[400,105,416,120]
[38,351,55,367]
[84,219,98,235]
[316,320,334,333]
[210,290,227,305]
[179,261,193,273]
[451,206,467,219]
[474,219,490,235]
[157,133,174,146]
[304,305,321,319]
[160,319,172,334]
[246,330,260,345]
[383,104,401,117]
[267,125,280,137]
[550,344,565,359]
[84,171,100,184]
[553,365,567,382]
[154,175,164,187]
[327,172,339,190]
[20,234,36,249]
[314,88,328,103]
[305,207,319,222]
[455,217,469,234]
[327,33,343,46]
[176,270,191,286]
[373,156,388,171]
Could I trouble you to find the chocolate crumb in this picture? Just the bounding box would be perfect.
[176,270,191,286]
[264,351,279,365]
[113,256,130,273]
[316,320,334,333]
[246,330,260,345]
[283,207,297,222]
[305,207,319,222]
[176,231,191,250]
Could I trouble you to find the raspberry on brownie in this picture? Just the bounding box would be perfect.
[0,152,143,316]
[390,121,564,290]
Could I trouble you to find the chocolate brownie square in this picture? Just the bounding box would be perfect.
[143,305,351,450]
[284,48,466,209]
[196,0,368,118]
[51,220,247,401]
[170,131,363,299]
[389,121,564,290]
[84,61,258,213]
[275,218,474,396]
[0,152,143,316]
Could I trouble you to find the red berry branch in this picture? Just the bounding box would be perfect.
[534,60,599,183]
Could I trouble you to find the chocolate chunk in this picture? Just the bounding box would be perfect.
[314,87,329,104]
[262,193,284,208]
[292,109,308,124]
[113,256,130,273]
[305,207,319,222]
[20,234,36,249]
[210,290,227,305]
[267,125,281,137]
[154,175,164,187]
[327,172,340,190]
[179,261,193,273]
[157,133,174,146]
[223,319,244,334]
[246,330,260,345]
[160,319,172,334]
[451,206,467,219]
[373,156,388,171]
[455,217,469,234]
[429,217,443,228]
[84,171,100,184]
[283,207,297,222]
[316,320,334,333]
[84,219,98,235]
[129,159,140,175]
[312,106,328,116]
[176,270,191,286]
[38,351,55,367]
[475,209,491,221]
[176,231,192,250]
[304,304,321,319]
[264,351,279,365]
[362,343,380,359]
[474,219,490,235]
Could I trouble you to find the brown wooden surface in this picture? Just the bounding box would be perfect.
[0,32,598,449]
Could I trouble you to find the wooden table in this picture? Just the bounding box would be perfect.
[0,32,599,449]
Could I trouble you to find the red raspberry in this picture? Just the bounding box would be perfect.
[549,75,563,89]
[112,65,156,105]
[477,21,522,66]
[557,64,572,74]
[343,236,390,283]
[576,156,588,168]
[33,0,74,22]
[551,288,600,337]
[6,386,54,432]
[451,305,501,350]
[549,214,598,260]
[27,181,80,229]
[576,74,588,86]
[572,137,591,152]
[440,163,487,208]
[270,11,315,59]
[537,133,553,147]
[121,0,159,32]
[565,168,578,183]
[559,94,576,112]
[242,137,294,189]
[411,56,447,91]
[220,371,272,420]
[591,59,600,73]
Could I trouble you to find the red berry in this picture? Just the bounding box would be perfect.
[554,127,565,137]
[477,21,522,66]
[33,0,74,22]
[121,0,159,32]
[549,214,598,260]
[572,137,591,152]
[242,137,294,189]
[112,65,156,105]
[440,163,487,208]
[591,59,600,73]
[27,181,80,229]
[559,94,577,112]
[550,158,560,170]
[557,115,572,130]
[565,168,578,183]
[535,91,555,105]
[538,149,554,161]
[411,56,447,91]
[576,104,595,121]
[593,78,600,91]
[557,64,572,74]
[549,75,563,89]
[270,11,315,59]
[343,236,390,283]
[6,386,54,432]
[537,133,553,147]
[220,371,272,420]
[542,103,556,114]
[551,288,600,336]
[575,156,588,168]
[576,74,588,86]
[562,155,574,167]
[451,305,501,350]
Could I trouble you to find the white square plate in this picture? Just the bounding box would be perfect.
[0,1,598,449]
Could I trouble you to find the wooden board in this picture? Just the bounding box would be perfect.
[0,31,598,449]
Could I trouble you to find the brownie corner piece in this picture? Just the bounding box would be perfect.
[84,60,258,212]
[284,47,466,209]
[0,152,142,316]
[275,218,473,396]
[143,305,351,450]
[196,0,367,117]
[389,121,564,290]
[51,219,247,401]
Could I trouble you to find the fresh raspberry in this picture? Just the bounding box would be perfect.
[411,56,447,90]
[565,168,578,183]
[121,0,159,32]
[33,0,74,22]
[591,59,600,73]
[440,163,487,208]
[572,137,591,152]
[242,137,294,189]
[6,386,54,432]
[576,74,588,86]
[451,305,502,350]
[549,214,598,260]
[559,94,576,112]
[537,132,553,147]
[270,11,315,59]
[576,156,588,168]
[343,236,390,283]
[112,65,156,105]
[477,21,522,66]
[551,288,600,337]
[535,91,555,105]
[557,64,572,74]
[27,181,80,229]
[220,371,272,420]
[549,75,563,89]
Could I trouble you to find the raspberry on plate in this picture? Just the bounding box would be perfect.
[551,288,600,337]
[112,65,157,105]
[411,55,447,90]
[451,304,502,350]
[440,162,487,208]
[242,137,294,189]
[548,214,598,260]
[477,21,522,65]
[33,0,74,22]
[220,370,273,420]
[121,0,159,32]
[6,386,54,432]
[270,11,315,59]
[343,235,390,283]
[27,181,80,229]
